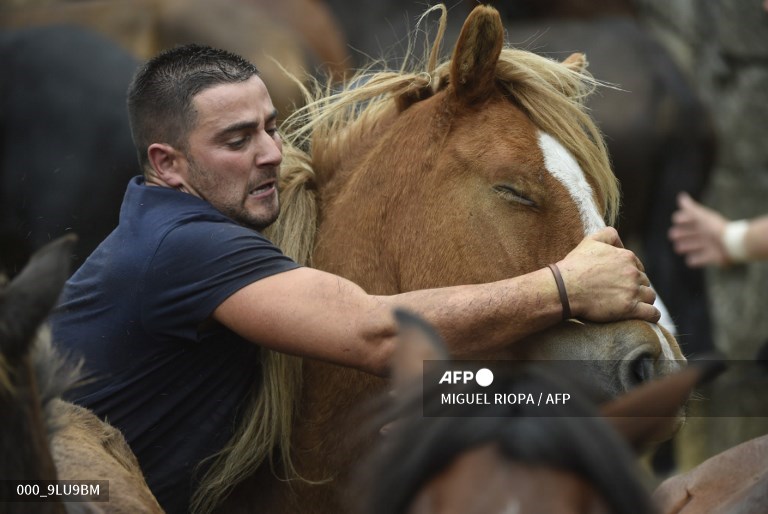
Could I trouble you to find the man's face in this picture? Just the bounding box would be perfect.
[181,75,282,231]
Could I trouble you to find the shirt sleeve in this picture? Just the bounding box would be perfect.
[142,220,301,342]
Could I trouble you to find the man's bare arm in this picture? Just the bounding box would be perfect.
[214,227,658,376]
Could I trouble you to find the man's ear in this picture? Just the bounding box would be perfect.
[147,143,187,188]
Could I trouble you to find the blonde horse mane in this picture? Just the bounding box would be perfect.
[193,5,619,512]
[281,4,619,223]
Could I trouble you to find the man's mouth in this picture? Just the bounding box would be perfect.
[249,180,276,197]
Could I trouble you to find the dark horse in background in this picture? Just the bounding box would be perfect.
[354,310,746,514]
[0,25,140,276]
[355,309,766,514]
[0,0,351,278]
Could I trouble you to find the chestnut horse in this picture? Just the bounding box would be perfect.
[202,5,684,513]
[0,236,163,513]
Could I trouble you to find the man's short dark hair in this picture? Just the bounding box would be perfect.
[127,44,259,173]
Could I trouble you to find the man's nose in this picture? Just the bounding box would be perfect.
[256,132,283,167]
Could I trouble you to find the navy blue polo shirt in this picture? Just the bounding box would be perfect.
[50,176,300,513]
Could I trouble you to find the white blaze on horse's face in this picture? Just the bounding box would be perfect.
[537,131,679,339]
[537,131,606,236]
[648,321,677,361]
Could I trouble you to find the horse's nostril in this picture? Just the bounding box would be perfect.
[630,354,655,385]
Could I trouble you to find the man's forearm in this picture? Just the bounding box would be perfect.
[381,267,562,359]
[216,229,655,378]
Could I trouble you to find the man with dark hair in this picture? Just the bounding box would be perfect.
[52,44,659,512]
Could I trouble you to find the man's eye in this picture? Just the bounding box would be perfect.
[227,136,249,148]
[266,127,279,137]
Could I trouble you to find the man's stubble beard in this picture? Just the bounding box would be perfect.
[187,157,281,232]
[233,196,281,232]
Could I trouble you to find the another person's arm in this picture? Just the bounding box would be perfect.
[214,227,657,376]
[668,192,768,267]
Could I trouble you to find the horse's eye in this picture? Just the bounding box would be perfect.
[493,185,537,207]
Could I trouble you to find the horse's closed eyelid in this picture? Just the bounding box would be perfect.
[493,185,537,207]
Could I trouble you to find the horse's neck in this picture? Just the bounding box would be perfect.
[312,95,451,294]
[310,112,401,291]
[312,223,400,294]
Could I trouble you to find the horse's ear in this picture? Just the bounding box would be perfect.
[601,358,725,452]
[0,235,76,361]
[391,309,449,390]
[449,5,504,104]
[562,52,588,74]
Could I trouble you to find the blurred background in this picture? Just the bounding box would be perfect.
[1,0,766,483]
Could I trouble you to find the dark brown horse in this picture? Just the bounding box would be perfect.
[0,26,139,274]
[0,236,163,513]
[352,309,721,514]
[1,236,75,514]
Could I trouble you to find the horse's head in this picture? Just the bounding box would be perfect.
[309,7,614,274]
[0,235,76,484]
[268,10,687,458]
[289,4,685,399]
[0,234,75,380]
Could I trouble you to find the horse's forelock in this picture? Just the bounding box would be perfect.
[492,48,619,224]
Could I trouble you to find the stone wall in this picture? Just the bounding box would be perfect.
[635,0,768,469]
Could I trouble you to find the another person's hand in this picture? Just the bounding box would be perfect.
[668,192,730,267]
[556,227,660,323]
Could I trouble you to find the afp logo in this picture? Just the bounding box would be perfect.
[438,367,494,387]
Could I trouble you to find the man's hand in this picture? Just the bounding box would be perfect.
[668,192,730,267]
[557,227,660,323]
